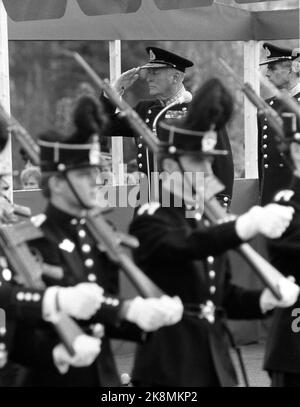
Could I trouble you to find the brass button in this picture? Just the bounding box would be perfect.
[82,244,91,253]
[78,230,86,238]
[209,270,216,279]
[88,273,97,282]
[85,259,94,268]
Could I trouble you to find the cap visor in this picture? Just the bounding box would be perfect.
[140,62,170,69]
[260,56,292,66]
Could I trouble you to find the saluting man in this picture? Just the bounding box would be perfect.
[129,78,299,387]
[258,42,300,205]
[101,46,234,206]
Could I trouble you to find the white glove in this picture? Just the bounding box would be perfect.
[53,335,101,374]
[236,204,294,240]
[158,295,184,325]
[112,67,140,95]
[125,296,183,332]
[58,283,104,320]
[260,276,300,313]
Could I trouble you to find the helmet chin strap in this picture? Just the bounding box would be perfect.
[174,156,198,204]
[63,170,92,213]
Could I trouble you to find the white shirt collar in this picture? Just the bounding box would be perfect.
[289,82,300,97]
[159,85,187,107]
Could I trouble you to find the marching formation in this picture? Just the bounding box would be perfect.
[0,41,300,388]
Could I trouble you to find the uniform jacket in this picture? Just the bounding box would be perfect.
[101,95,234,205]
[264,176,300,374]
[11,204,142,387]
[129,200,264,386]
[258,91,300,205]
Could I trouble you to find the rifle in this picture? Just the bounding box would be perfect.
[202,173,290,300]
[0,220,83,355]
[84,208,164,298]
[0,104,40,166]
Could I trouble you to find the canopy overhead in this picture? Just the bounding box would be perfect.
[5,0,299,41]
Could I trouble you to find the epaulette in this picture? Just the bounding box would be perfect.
[274,189,295,203]
[137,202,161,216]
[31,213,47,228]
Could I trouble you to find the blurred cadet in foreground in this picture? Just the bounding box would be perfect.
[0,110,104,383]
[129,78,299,387]
[11,95,183,386]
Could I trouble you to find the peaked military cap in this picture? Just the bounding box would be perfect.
[260,42,300,66]
[158,120,227,156]
[140,47,194,72]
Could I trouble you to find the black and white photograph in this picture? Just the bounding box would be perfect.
[0,0,299,400]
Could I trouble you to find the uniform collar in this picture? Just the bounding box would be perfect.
[161,188,201,213]
[289,82,300,97]
[159,85,188,107]
[46,203,82,226]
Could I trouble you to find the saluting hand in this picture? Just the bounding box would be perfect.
[113,67,141,95]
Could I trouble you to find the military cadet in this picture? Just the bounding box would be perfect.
[0,117,106,379]
[10,96,183,386]
[258,42,300,205]
[129,78,299,387]
[264,140,300,387]
[101,46,234,206]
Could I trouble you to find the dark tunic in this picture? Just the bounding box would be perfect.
[258,91,300,205]
[129,200,264,386]
[11,204,142,387]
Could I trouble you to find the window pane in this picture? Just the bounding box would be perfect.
[3,0,66,22]
[76,0,141,16]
